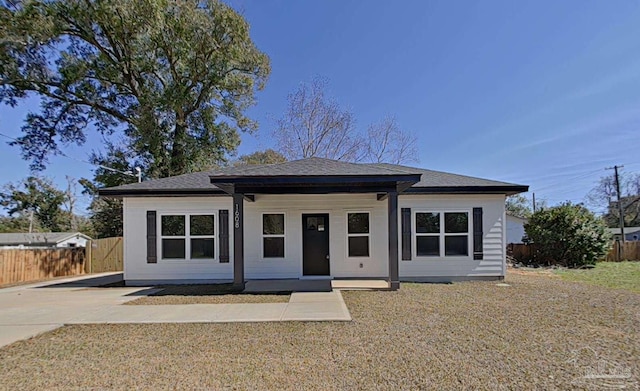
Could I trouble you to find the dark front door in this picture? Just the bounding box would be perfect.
[302,214,330,276]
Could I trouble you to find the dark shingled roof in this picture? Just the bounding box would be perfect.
[99,157,527,196]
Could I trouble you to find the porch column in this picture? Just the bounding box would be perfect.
[232,193,245,290]
[388,191,400,290]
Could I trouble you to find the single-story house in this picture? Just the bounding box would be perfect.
[608,227,640,241]
[99,157,528,289]
[506,214,528,244]
[0,232,92,248]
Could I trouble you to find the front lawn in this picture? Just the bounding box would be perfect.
[554,261,640,293]
[0,273,637,390]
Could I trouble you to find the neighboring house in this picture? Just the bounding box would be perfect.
[506,214,528,244]
[607,227,640,241]
[99,157,528,289]
[0,232,92,248]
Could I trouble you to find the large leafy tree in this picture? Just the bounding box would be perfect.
[0,215,40,233]
[236,149,287,166]
[524,202,610,267]
[78,144,141,238]
[0,176,70,231]
[1,0,270,177]
[506,194,532,218]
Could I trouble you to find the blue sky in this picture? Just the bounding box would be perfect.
[1,0,640,214]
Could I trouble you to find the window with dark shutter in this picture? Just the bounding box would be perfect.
[219,210,229,263]
[473,207,483,260]
[401,208,411,260]
[146,211,157,263]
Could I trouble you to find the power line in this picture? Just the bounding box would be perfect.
[0,131,141,181]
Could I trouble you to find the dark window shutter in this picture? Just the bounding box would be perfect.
[473,207,483,260]
[219,210,230,263]
[146,211,157,263]
[401,208,412,260]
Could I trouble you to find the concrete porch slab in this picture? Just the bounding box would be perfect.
[331,279,390,290]
[244,279,332,293]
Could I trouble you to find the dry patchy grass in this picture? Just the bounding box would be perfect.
[0,273,638,390]
[125,284,290,305]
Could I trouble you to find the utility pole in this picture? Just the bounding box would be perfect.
[28,209,34,234]
[532,193,536,213]
[606,165,625,243]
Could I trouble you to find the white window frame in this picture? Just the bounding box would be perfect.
[158,212,217,261]
[413,210,472,259]
[346,211,371,258]
[261,212,286,259]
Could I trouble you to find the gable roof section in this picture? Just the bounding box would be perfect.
[99,157,528,196]
[0,232,92,246]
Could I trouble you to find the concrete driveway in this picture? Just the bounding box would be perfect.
[0,273,351,348]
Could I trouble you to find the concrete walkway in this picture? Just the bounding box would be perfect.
[0,273,351,349]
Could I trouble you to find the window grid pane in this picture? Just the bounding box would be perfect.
[416,213,440,233]
[263,214,285,235]
[264,237,285,258]
[348,213,370,234]
[445,213,468,233]
[162,238,185,259]
[348,236,369,257]
[190,215,214,236]
[162,215,185,236]
[416,236,439,256]
[191,238,214,259]
[445,236,468,256]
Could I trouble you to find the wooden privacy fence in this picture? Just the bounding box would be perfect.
[603,241,640,262]
[85,236,123,273]
[0,248,86,285]
[508,241,640,263]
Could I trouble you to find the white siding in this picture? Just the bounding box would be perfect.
[122,193,507,282]
[398,194,506,278]
[56,235,90,248]
[244,194,388,279]
[123,197,234,282]
[506,215,527,244]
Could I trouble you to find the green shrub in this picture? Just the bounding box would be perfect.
[524,202,610,267]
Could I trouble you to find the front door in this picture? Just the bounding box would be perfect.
[302,214,330,276]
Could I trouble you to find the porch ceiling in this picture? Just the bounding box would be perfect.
[209,174,422,195]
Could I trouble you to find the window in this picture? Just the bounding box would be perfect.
[160,214,215,260]
[415,212,469,257]
[263,214,285,258]
[348,212,370,257]
[416,212,439,256]
[190,215,215,259]
[444,212,468,256]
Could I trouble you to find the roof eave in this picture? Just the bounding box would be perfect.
[404,185,529,196]
[97,188,228,198]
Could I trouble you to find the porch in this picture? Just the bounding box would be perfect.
[243,279,390,293]
[213,170,421,291]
